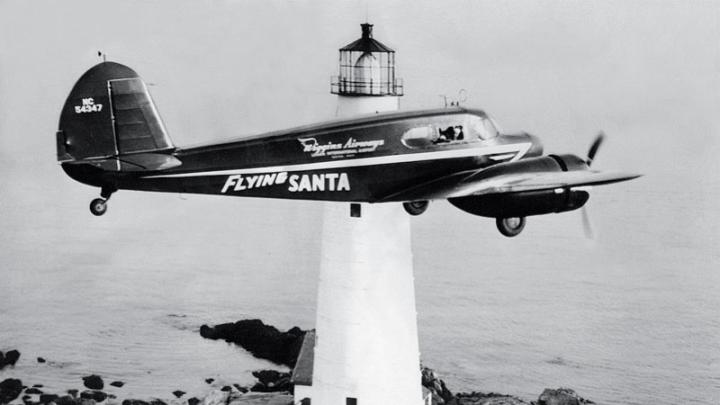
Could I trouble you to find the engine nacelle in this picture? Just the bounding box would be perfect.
[448,188,589,218]
[447,154,590,218]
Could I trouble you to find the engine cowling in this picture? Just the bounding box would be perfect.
[447,154,590,218]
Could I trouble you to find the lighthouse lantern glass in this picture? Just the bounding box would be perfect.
[332,24,403,96]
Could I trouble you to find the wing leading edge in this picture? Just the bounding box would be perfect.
[380,159,641,202]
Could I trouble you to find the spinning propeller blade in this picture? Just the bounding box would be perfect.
[581,131,606,238]
[586,131,605,167]
[581,206,594,239]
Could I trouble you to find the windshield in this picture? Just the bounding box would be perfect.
[468,115,499,140]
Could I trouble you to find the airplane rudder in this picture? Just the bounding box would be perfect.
[57,62,139,161]
[57,62,173,162]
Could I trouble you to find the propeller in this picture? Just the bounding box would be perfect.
[581,131,605,238]
[581,206,594,239]
[586,131,605,167]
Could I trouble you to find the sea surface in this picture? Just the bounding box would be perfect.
[0,170,718,405]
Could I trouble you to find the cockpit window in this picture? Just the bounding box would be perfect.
[400,114,500,148]
[468,115,499,140]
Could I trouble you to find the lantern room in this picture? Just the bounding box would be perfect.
[331,23,403,97]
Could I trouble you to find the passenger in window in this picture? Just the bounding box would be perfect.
[435,127,451,143]
[454,126,464,140]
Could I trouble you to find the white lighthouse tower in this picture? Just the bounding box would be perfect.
[296,23,423,405]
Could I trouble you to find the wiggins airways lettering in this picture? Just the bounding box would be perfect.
[221,172,350,193]
[298,137,384,158]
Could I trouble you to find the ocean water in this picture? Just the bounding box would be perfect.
[0,169,718,405]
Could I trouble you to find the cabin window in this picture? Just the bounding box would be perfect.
[435,125,465,143]
[401,115,499,149]
[401,126,436,148]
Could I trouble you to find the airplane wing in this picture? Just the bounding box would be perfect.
[380,165,640,202]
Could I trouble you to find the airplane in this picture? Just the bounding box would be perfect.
[56,62,640,237]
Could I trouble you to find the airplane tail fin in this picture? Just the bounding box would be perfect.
[56,62,175,167]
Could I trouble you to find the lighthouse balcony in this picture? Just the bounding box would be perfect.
[331,76,404,96]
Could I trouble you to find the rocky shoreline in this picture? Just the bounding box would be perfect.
[1,320,596,405]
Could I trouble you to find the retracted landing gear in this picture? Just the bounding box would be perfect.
[496,217,526,237]
[89,187,116,216]
[403,200,429,216]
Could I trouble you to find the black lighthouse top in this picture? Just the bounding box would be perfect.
[331,23,403,97]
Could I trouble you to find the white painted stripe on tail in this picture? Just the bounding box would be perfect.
[142,142,532,179]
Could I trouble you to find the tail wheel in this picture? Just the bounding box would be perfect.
[90,198,108,216]
[403,200,429,216]
[496,217,525,237]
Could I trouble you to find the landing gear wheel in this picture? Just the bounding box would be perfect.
[90,198,108,216]
[496,217,525,237]
[403,200,429,216]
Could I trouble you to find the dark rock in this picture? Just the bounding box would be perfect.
[25,388,43,395]
[205,378,214,384]
[537,388,594,405]
[37,357,46,364]
[220,386,232,392]
[122,400,149,405]
[251,370,282,386]
[187,398,200,405]
[5,350,20,366]
[149,400,167,405]
[56,395,80,405]
[232,385,248,394]
[455,391,528,405]
[32,385,43,389]
[0,378,24,404]
[67,390,79,398]
[80,390,107,402]
[250,383,268,393]
[249,370,292,393]
[39,394,60,404]
[421,367,454,404]
[200,319,306,367]
[172,391,185,398]
[82,375,104,390]
[109,381,124,388]
[0,350,20,369]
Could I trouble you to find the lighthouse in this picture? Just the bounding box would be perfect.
[331,23,404,116]
[293,24,424,405]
